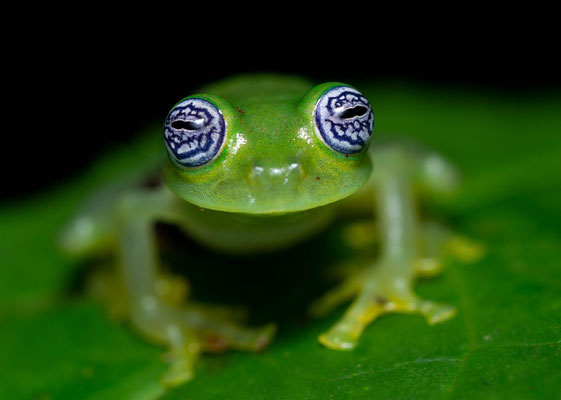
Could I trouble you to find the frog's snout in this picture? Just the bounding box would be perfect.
[248,161,305,188]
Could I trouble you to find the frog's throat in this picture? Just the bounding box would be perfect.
[177,200,337,254]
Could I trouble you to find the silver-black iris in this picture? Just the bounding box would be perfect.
[314,86,374,154]
[164,98,226,168]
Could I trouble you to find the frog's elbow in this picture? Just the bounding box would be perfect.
[58,215,115,259]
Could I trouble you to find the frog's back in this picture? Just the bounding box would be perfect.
[199,74,313,107]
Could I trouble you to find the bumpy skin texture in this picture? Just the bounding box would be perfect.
[59,74,481,387]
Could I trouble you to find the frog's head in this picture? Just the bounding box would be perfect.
[163,81,374,214]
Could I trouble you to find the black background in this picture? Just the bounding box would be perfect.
[5,26,560,201]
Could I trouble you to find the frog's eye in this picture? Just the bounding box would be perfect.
[313,86,374,154]
[164,98,226,168]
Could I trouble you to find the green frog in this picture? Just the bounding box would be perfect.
[59,74,481,386]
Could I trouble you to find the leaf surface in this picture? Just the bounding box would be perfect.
[1,84,560,399]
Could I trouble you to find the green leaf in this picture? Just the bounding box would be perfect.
[1,83,560,399]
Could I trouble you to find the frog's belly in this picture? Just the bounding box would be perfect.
[176,202,336,254]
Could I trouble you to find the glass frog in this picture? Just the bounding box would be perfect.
[59,74,482,386]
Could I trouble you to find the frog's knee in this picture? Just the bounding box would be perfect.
[155,273,190,307]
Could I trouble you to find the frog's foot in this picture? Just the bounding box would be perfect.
[310,261,456,350]
[131,300,275,386]
[161,319,275,386]
[86,263,130,320]
[421,221,486,264]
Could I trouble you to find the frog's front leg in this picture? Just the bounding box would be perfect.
[118,188,275,386]
[316,152,457,350]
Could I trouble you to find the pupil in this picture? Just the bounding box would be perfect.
[171,120,200,130]
[340,106,368,119]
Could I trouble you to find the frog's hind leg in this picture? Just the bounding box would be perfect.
[417,221,486,274]
[118,187,275,386]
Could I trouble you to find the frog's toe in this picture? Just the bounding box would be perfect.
[415,299,457,325]
[200,321,276,353]
[162,333,200,387]
[421,222,486,264]
[168,304,276,354]
[308,276,361,318]
[159,320,275,387]
[317,288,388,350]
[413,258,443,278]
[445,235,486,263]
[319,324,363,350]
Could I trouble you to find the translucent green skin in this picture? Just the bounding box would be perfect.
[165,76,371,213]
[162,75,372,252]
[60,74,468,386]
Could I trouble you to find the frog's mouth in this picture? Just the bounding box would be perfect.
[165,169,371,215]
[164,143,372,214]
